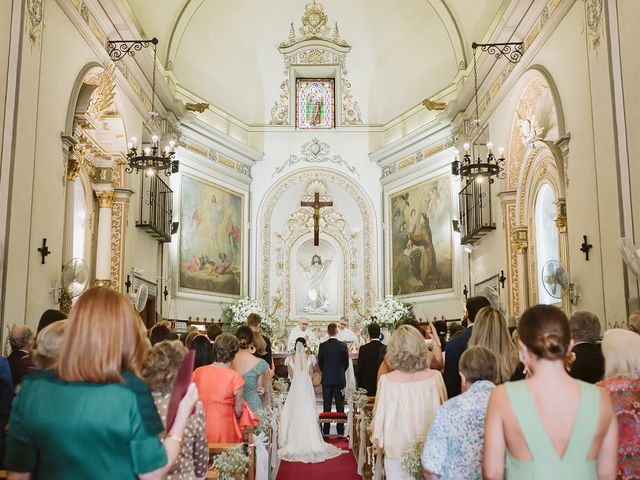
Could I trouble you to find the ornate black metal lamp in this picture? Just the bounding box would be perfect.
[451,142,505,184]
[107,37,178,176]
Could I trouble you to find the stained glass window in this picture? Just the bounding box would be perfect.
[296,78,335,129]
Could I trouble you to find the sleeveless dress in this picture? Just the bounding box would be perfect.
[504,380,600,480]
[278,345,345,463]
[242,359,270,413]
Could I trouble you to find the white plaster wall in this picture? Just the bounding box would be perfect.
[0,1,12,165]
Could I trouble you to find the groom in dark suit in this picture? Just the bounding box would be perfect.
[317,322,350,436]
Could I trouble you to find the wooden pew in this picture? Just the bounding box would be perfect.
[209,442,256,480]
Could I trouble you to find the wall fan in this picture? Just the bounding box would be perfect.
[129,283,149,313]
[51,258,90,304]
[618,237,640,279]
[481,285,504,314]
[542,260,569,299]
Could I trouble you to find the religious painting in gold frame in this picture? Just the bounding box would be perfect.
[179,174,243,297]
[296,78,335,129]
[388,174,453,297]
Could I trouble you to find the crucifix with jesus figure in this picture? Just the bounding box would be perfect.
[301,192,333,246]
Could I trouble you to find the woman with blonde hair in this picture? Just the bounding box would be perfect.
[31,320,66,370]
[371,325,447,479]
[469,307,525,383]
[597,329,640,479]
[142,340,209,480]
[5,286,199,479]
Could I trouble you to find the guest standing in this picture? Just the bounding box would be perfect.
[232,326,270,413]
[468,307,525,383]
[483,304,618,480]
[7,326,34,388]
[30,320,66,370]
[568,311,605,383]
[598,329,640,480]
[443,296,490,398]
[628,311,640,335]
[371,325,446,480]
[142,340,209,480]
[193,333,245,443]
[5,286,199,479]
[422,346,498,480]
[247,313,273,371]
[355,323,383,396]
[190,334,213,369]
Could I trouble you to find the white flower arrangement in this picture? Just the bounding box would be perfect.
[212,445,249,480]
[305,338,320,356]
[362,296,414,332]
[401,437,425,480]
[254,377,289,436]
[224,297,276,337]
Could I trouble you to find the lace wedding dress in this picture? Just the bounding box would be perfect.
[278,343,346,463]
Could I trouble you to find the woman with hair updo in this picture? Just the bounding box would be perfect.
[371,325,447,480]
[232,326,271,413]
[483,304,618,480]
[597,329,640,480]
[469,307,525,383]
[190,335,213,369]
[192,333,245,443]
[31,320,66,370]
[142,341,209,480]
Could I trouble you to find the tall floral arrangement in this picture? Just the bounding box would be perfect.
[212,445,249,480]
[224,297,276,337]
[362,296,414,332]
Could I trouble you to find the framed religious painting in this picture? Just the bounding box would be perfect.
[387,173,454,298]
[178,173,244,297]
[296,78,335,129]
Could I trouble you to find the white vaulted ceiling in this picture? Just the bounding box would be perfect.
[123,0,507,126]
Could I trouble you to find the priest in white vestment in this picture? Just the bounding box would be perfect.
[336,317,359,347]
[287,318,318,351]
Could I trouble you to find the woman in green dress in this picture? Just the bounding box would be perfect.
[483,304,618,480]
[5,287,199,480]
[232,326,271,413]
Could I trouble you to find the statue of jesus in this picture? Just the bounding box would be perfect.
[298,254,332,313]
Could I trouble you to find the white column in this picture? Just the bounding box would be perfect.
[94,190,115,287]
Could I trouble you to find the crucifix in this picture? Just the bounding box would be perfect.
[301,192,333,246]
[38,238,51,264]
[580,235,593,261]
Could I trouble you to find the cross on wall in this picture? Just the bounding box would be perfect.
[300,192,333,246]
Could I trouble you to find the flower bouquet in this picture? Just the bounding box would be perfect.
[362,296,414,332]
[224,297,276,337]
[305,338,320,356]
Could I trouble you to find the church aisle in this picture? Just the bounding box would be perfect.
[276,438,361,480]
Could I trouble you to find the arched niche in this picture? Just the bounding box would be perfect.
[502,68,570,317]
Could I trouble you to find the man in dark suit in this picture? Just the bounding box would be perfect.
[568,311,604,383]
[355,323,383,396]
[7,326,34,389]
[443,296,491,398]
[317,322,349,436]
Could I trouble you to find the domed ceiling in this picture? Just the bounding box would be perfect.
[124,0,507,126]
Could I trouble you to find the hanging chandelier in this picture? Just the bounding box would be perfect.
[108,37,178,176]
[451,41,522,184]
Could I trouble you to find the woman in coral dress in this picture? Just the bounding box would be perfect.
[193,333,245,443]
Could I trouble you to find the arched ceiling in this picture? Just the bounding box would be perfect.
[124,0,506,126]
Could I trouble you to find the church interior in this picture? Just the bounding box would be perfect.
[1,0,639,479]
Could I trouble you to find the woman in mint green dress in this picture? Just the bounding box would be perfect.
[483,305,618,480]
[233,326,271,412]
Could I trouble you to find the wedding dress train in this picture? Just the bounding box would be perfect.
[278,343,346,463]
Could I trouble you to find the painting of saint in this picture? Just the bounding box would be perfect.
[296,78,334,129]
[389,174,453,297]
[179,174,243,296]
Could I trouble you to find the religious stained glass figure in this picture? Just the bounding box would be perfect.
[296,78,334,129]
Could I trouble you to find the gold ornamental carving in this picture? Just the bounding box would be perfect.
[86,65,116,120]
[514,240,529,254]
[422,99,447,111]
[185,102,209,113]
[94,279,112,288]
[96,190,115,208]
[66,158,82,181]
[58,291,72,314]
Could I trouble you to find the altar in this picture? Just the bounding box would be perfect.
[272,351,360,380]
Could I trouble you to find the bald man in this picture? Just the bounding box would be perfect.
[8,326,34,387]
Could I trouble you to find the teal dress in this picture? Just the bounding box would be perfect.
[242,359,270,413]
[5,370,166,479]
[505,380,600,480]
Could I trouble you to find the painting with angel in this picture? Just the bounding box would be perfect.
[179,174,243,296]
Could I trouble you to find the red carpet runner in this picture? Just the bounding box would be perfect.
[276,438,361,480]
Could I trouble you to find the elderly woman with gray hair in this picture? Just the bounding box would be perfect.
[568,311,604,383]
[371,325,447,480]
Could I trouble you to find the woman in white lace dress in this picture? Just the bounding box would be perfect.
[278,338,345,463]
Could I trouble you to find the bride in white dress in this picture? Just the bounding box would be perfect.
[278,339,346,463]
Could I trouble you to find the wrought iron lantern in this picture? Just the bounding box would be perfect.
[125,135,178,176]
[451,142,505,184]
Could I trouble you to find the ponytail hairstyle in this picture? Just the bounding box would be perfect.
[518,304,571,360]
[246,313,267,356]
[235,326,254,350]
